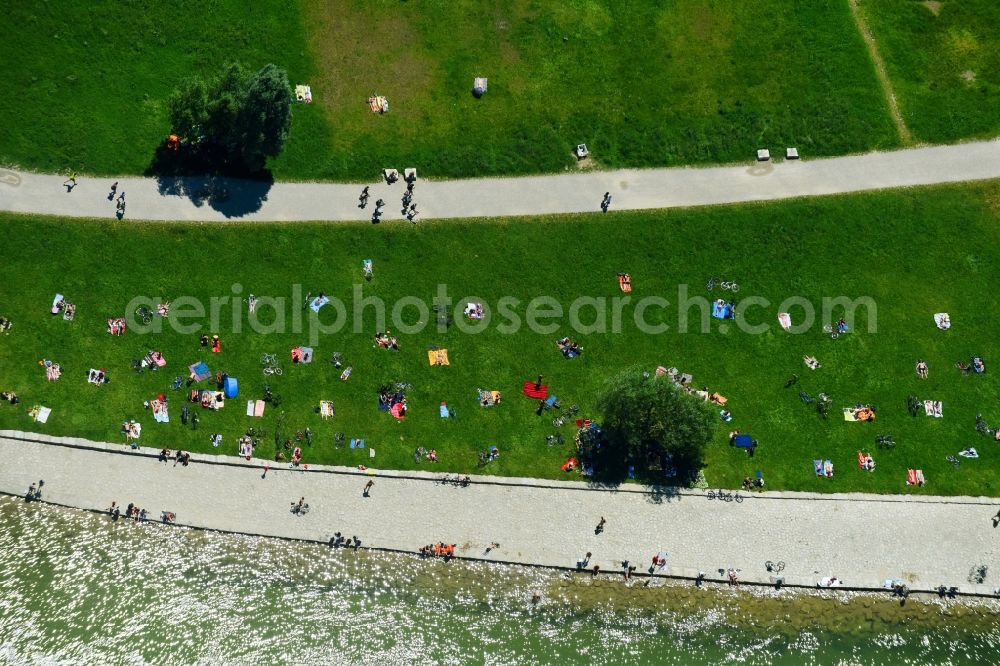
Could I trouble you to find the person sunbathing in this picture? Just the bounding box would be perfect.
[292,447,303,465]
[916,360,928,379]
[973,356,986,373]
[804,356,821,370]
[426,449,438,462]
[157,302,170,317]
[63,303,76,319]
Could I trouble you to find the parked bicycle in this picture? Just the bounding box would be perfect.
[135,306,152,324]
[706,277,740,292]
[707,489,744,503]
[765,560,786,573]
[875,434,896,449]
[261,353,282,375]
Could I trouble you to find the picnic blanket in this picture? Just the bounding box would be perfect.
[188,362,211,382]
[522,381,548,399]
[51,294,63,314]
[733,434,754,449]
[478,390,501,407]
[923,400,943,418]
[934,313,951,330]
[814,459,833,477]
[777,312,792,331]
[31,406,51,423]
[151,400,169,423]
[291,346,314,363]
[390,402,405,419]
[294,84,312,103]
[340,365,353,381]
[320,400,335,419]
[440,402,450,418]
[87,369,105,385]
[309,295,330,313]
[906,469,925,485]
[246,399,266,417]
[428,349,450,366]
[712,300,734,320]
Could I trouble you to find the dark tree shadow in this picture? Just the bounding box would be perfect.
[583,443,688,503]
[146,144,273,218]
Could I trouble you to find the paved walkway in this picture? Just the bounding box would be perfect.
[2,431,998,593]
[2,140,1000,222]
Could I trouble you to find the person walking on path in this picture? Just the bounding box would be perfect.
[595,516,606,535]
[485,541,500,554]
[108,182,118,200]
[363,479,374,497]
[993,508,1000,527]
[63,170,78,191]
[601,191,612,212]
[359,186,369,208]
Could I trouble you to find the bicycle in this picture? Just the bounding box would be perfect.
[135,306,152,325]
[765,560,786,573]
[263,365,283,376]
[260,353,278,365]
[707,277,740,292]
[875,434,896,449]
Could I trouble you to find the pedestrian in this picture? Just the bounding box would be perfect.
[409,203,418,214]
[601,191,611,212]
[406,181,414,193]
[993,508,1000,527]
[262,463,269,479]
[485,541,500,554]
[352,536,361,550]
[595,517,606,534]
[364,479,374,497]
[406,209,418,223]
[108,181,118,200]
[63,170,78,190]
[359,186,369,208]
[592,565,600,577]
[375,198,385,210]
[108,501,117,516]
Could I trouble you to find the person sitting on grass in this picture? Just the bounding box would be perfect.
[2,391,20,405]
[0,316,12,333]
[973,356,986,374]
[557,337,582,358]
[426,449,438,463]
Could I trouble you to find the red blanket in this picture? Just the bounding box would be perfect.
[522,381,548,399]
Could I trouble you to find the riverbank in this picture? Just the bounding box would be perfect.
[3,430,998,596]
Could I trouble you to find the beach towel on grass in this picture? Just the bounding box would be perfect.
[522,381,548,399]
[428,349,450,366]
[320,400,335,418]
[309,296,330,313]
[618,274,632,293]
[934,313,951,330]
[51,294,63,314]
[777,312,792,331]
[843,408,858,422]
[294,84,312,103]
[440,402,450,418]
[154,409,169,423]
[923,400,943,418]
[33,406,51,423]
[239,440,252,459]
[188,362,211,382]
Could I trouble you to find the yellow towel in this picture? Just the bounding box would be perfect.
[428,349,450,366]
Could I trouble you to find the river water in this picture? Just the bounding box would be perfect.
[0,496,996,665]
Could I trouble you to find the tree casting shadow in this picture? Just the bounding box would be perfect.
[146,144,273,218]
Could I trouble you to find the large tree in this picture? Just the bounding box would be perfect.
[168,63,292,172]
[596,367,716,479]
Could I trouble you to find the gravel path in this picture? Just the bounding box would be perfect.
[3,431,998,593]
[1,140,999,222]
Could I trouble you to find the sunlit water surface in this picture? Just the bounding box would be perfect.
[0,497,997,665]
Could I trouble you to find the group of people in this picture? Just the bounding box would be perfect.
[52,298,76,320]
[156,448,191,466]
[373,331,399,350]
[556,337,583,359]
[107,500,148,523]
[420,542,456,559]
[328,532,362,549]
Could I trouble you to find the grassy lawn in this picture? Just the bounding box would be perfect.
[1,182,999,495]
[0,0,896,180]
[860,0,1000,144]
